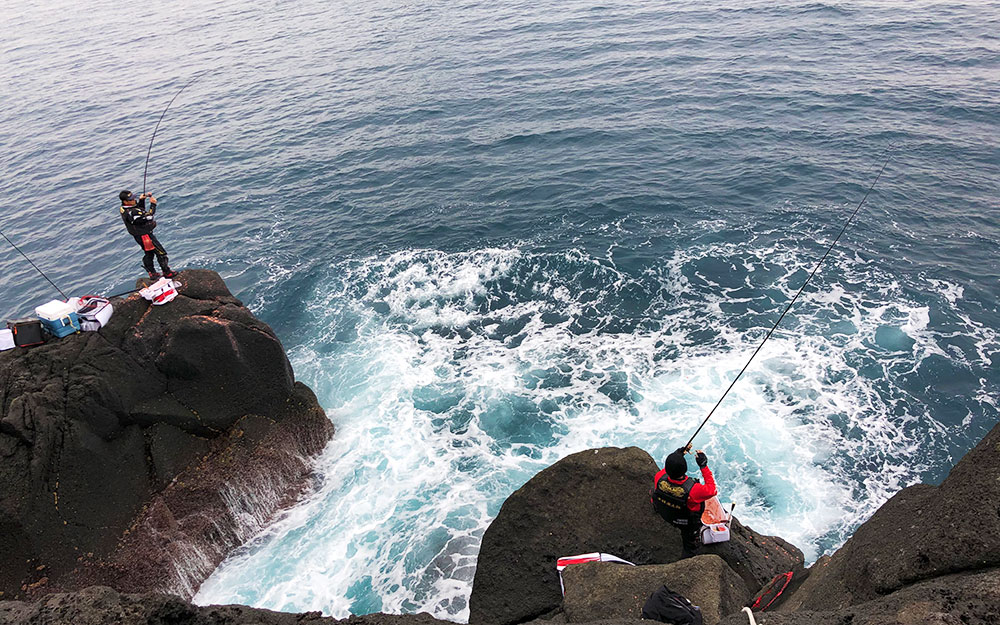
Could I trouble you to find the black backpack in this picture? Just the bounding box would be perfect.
[641,585,703,625]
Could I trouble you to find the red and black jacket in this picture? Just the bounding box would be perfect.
[120,198,157,236]
[650,466,717,527]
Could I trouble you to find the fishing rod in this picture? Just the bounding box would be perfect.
[142,71,207,194]
[2,228,139,302]
[684,150,894,451]
[0,75,206,307]
[0,227,69,300]
[106,288,142,299]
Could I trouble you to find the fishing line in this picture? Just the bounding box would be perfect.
[106,288,141,299]
[684,149,894,450]
[142,71,208,194]
[0,227,69,300]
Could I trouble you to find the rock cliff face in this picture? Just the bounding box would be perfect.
[765,419,1000,620]
[718,568,1000,625]
[0,585,452,625]
[468,447,802,625]
[471,423,1000,625]
[0,270,333,599]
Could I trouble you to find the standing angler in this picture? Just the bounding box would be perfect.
[650,447,717,559]
[119,190,175,279]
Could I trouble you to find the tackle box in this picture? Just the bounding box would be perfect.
[6,319,45,347]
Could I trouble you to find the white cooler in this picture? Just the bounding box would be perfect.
[35,300,81,338]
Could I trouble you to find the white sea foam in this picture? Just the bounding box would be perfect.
[196,240,994,621]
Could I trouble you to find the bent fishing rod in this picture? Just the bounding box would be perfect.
[0,75,206,306]
[684,151,893,451]
[142,71,208,194]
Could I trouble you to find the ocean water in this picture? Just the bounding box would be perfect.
[2,0,999,620]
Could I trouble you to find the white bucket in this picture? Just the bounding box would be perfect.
[701,522,731,544]
[700,497,734,544]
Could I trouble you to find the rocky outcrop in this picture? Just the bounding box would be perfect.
[0,585,453,625]
[562,556,749,625]
[468,447,803,625]
[776,420,1000,613]
[0,270,333,599]
[719,567,1000,625]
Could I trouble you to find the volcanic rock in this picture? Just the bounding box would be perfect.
[778,420,1000,612]
[719,566,1000,625]
[0,585,454,625]
[562,556,749,625]
[468,446,802,625]
[0,270,333,599]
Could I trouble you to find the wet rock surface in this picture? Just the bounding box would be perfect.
[0,270,333,599]
[468,446,803,625]
[3,269,998,625]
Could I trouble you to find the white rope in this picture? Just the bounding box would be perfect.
[742,607,758,625]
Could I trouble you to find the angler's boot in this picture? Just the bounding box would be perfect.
[159,256,176,279]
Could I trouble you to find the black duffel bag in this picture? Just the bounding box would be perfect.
[641,584,703,625]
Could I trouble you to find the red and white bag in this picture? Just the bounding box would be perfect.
[74,296,114,331]
[556,552,635,595]
[139,278,180,305]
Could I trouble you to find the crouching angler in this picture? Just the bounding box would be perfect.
[650,447,717,558]
[119,189,175,279]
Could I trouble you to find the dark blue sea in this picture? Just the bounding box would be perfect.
[2,0,999,619]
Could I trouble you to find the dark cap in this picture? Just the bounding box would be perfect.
[664,450,687,479]
[119,190,134,202]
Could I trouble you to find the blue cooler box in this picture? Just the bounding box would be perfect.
[35,300,81,338]
[39,313,80,338]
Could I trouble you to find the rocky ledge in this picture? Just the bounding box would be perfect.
[468,446,803,625]
[0,270,334,600]
[5,423,997,625]
[468,423,1000,625]
[0,585,448,625]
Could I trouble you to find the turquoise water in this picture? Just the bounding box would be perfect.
[2,0,999,620]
